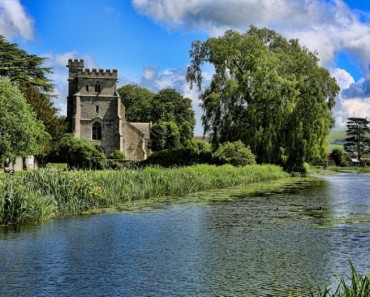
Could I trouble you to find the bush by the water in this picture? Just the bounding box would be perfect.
[49,134,106,169]
[330,148,347,167]
[0,164,287,224]
[143,140,212,167]
[212,141,256,166]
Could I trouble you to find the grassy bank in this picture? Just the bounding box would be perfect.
[310,165,370,175]
[0,164,288,225]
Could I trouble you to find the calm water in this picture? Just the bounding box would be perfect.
[0,174,369,297]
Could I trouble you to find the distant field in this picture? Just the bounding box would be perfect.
[328,130,346,144]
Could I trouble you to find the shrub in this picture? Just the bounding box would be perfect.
[212,141,256,166]
[330,148,346,166]
[109,149,125,160]
[52,134,107,169]
[143,147,212,167]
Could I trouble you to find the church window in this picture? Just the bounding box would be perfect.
[95,81,101,92]
[96,105,99,113]
[92,122,102,140]
[86,85,89,92]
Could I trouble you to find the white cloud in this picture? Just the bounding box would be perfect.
[333,97,370,129]
[0,0,34,40]
[132,0,370,67]
[331,68,370,129]
[331,68,355,90]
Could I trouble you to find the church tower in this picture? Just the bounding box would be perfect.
[66,59,150,159]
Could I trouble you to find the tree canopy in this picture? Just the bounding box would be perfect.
[187,27,339,171]
[0,77,50,162]
[344,117,370,161]
[118,84,155,122]
[118,85,196,150]
[0,35,53,92]
[0,36,66,155]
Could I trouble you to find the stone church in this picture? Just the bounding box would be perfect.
[66,59,151,160]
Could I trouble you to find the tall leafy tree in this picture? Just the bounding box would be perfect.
[118,85,196,150]
[117,84,155,122]
[152,89,195,145]
[0,78,50,162]
[0,36,53,92]
[0,35,65,156]
[344,117,370,161]
[187,27,339,171]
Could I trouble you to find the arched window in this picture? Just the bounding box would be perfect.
[92,122,102,140]
[95,81,101,92]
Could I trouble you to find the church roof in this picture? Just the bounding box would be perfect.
[130,122,151,140]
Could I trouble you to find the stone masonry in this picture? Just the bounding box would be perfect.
[66,59,151,160]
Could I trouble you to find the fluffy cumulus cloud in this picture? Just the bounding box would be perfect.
[0,0,34,40]
[331,68,370,129]
[42,52,98,115]
[132,0,370,130]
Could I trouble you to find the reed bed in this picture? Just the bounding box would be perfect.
[0,164,288,225]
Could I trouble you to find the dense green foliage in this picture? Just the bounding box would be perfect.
[19,85,67,156]
[0,78,50,162]
[212,141,256,166]
[187,27,339,171]
[330,148,346,166]
[0,164,288,224]
[109,149,125,160]
[117,84,155,122]
[150,121,181,150]
[0,36,53,92]
[344,117,370,161]
[118,85,196,150]
[49,134,106,169]
[143,140,212,167]
[0,36,66,156]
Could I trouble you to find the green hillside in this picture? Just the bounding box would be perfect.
[328,130,346,144]
[328,130,346,152]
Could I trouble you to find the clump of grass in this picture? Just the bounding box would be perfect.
[319,263,370,297]
[0,164,288,225]
[0,170,101,224]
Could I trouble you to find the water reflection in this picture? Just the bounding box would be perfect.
[0,174,369,296]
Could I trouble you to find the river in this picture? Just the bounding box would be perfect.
[0,174,369,296]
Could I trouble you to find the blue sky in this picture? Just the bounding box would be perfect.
[1,0,370,134]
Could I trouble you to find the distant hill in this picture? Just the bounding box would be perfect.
[328,130,346,144]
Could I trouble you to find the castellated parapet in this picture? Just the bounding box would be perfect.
[67,59,117,79]
[67,59,84,69]
[77,68,118,79]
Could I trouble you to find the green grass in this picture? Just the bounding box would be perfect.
[310,165,370,175]
[45,163,68,170]
[0,164,289,225]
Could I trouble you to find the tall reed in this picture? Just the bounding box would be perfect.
[0,164,288,224]
[92,164,288,205]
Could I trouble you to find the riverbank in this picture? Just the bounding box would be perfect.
[310,165,370,175]
[0,164,289,225]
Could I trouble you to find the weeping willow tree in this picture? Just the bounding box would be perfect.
[187,27,339,171]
